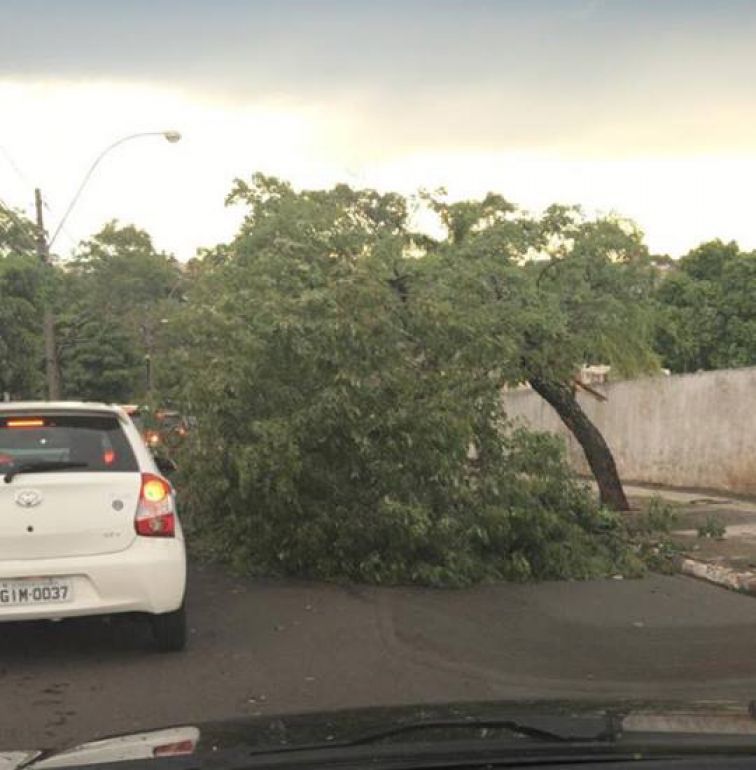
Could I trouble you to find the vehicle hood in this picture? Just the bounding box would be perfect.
[6,699,756,770]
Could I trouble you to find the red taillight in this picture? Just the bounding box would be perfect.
[135,473,175,537]
[152,739,196,757]
[145,430,160,447]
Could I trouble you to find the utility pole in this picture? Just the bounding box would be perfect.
[141,319,156,402]
[34,188,61,400]
[24,132,179,401]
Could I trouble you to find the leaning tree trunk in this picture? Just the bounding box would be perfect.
[529,376,629,511]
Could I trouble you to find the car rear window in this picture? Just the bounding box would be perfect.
[0,413,138,473]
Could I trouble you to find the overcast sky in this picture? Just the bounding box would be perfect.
[2,0,756,259]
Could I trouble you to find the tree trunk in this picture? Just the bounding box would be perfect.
[529,376,629,511]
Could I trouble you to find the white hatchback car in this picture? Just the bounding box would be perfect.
[0,402,187,651]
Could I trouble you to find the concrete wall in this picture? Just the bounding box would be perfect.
[503,367,756,496]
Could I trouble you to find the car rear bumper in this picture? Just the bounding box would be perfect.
[0,536,186,621]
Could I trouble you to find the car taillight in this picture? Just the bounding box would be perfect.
[152,739,196,757]
[145,430,161,447]
[135,473,175,537]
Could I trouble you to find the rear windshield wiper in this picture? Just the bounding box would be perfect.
[4,461,89,484]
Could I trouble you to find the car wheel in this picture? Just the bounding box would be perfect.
[151,603,187,652]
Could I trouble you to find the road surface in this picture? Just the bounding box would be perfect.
[2,564,756,749]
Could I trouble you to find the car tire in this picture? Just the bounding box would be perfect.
[151,603,187,652]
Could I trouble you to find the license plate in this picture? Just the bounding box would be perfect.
[0,578,74,607]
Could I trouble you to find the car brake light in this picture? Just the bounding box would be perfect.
[103,449,116,465]
[145,430,160,447]
[152,739,196,757]
[135,473,175,537]
[7,418,45,428]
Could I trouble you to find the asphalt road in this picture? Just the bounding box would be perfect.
[3,564,756,750]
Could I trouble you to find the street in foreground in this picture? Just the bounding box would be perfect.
[2,563,756,750]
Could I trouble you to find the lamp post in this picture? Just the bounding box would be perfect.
[37,130,181,399]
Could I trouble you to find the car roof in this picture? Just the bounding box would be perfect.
[0,401,124,415]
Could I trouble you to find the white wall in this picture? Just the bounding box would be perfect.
[503,367,756,495]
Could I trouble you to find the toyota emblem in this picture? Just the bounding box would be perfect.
[14,489,43,508]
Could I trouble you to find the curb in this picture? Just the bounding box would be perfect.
[677,556,756,596]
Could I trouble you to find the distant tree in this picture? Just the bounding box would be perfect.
[0,206,45,398]
[57,222,184,403]
[56,276,141,403]
[655,240,756,372]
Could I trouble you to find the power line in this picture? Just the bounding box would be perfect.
[1,195,79,258]
[0,146,79,253]
[0,145,32,188]
[41,199,79,253]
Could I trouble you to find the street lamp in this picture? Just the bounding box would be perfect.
[37,130,181,399]
[48,130,182,248]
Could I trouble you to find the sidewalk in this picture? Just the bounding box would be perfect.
[622,483,756,594]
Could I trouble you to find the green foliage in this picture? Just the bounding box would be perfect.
[57,312,141,403]
[56,221,184,403]
[0,207,45,399]
[624,496,683,574]
[630,495,678,536]
[655,240,756,372]
[697,515,726,540]
[5,177,703,585]
[635,538,684,575]
[174,175,644,586]
[420,196,660,386]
